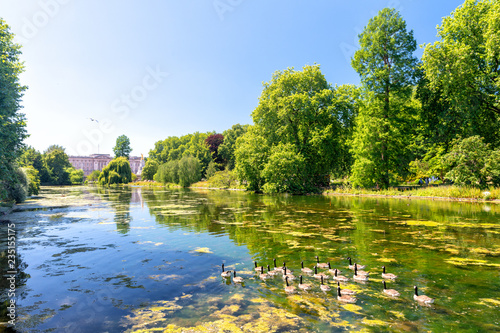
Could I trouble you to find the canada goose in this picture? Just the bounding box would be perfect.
[284,276,296,294]
[282,262,293,274]
[315,256,329,269]
[337,281,356,295]
[233,270,244,283]
[282,267,296,280]
[414,286,434,304]
[320,275,331,292]
[382,280,400,297]
[267,264,280,276]
[259,266,271,280]
[333,268,349,282]
[254,261,263,272]
[298,275,312,291]
[313,265,329,280]
[354,263,369,276]
[347,257,365,270]
[328,262,342,274]
[381,266,397,279]
[273,258,283,271]
[221,264,231,278]
[337,286,357,303]
[301,261,313,274]
[353,264,369,282]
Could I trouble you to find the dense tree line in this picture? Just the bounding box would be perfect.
[146,1,499,193]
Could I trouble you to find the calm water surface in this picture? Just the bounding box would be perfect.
[1,186,500,332]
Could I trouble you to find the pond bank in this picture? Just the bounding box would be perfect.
[323,191,500,204]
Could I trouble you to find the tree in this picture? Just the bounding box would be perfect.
[350,8,419,188]
[141,159,159,181]
[113,135,132,159]
[218,124,249,170]
[43,145,72,185]
[178,156,201,187]
[422,0,500,147]
[23,166,40,196]
[235,65,345,193]
[98,157,132,185]
[443,136,500,188]
[205,133,224,164]
[154,160,179,184]
[69,168,84,185]
[87,170,101,183]
[0,18,28,201]
[205,160,218,179]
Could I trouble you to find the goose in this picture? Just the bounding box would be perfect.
[267,264,280,276]
[320,275,331,292]
[254,261,263,272]
[382,280,400,297]
[282,267,296,281]
[353,264,369,282]
[315,256,329,269]
[221,264,231,278]
[414,286,434,304]
[313,265,329,280]
[337,286,357,303]
[337,281,356,295]
[259,266,271,280]
[298,275,312,291]
[233,270,244,283]
[273,258,283,271]
[284,276,296,294]
[282,262,293,274]
[332,268,349,282]
[328,262,342,274]
[354,263,369,276]
[381,266,397,280]
[347,257,365,270]
[301,261,313,274]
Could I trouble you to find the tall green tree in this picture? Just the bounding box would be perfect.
[113,135,132,159]
[350,8,419,188]
[422,0,500,147]
[235,65,345,193]
[43,145,72,185]
[98,157,132,185]
[0,18,28,199]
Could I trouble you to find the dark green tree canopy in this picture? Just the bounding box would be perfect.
[113,135,132,159]
[99,157,132,185]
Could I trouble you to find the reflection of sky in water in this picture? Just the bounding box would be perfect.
[5,186,500,332]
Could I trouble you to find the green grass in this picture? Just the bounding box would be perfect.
[324,185,500,200]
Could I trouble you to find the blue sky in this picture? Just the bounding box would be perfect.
[1,0,463,157]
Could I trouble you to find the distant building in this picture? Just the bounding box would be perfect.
[68,154,145,176]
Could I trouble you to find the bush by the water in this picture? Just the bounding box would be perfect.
[154,156,201,187]
[98,157,132,185]
[207,170,239,189]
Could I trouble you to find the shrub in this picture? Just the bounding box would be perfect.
[68,168,84,185]
[141,160,159,181]
[87,170,101,183]
[205,161,219,179]
[208,170,238,189]
[98,157,132,185]
[178,156,201,187]
[155,160,179,184]
[23,166,40,195]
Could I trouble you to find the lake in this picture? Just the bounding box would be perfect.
[1,186,499,332]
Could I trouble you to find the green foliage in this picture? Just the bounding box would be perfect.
[68,168,84,185]
[235,65,349,193]
[205,160,219,179]
[87,170,101,183]
[207,170,239,189]
[23,166,40,195]
[98,157,132,185]
[149,132,212,176]
[42,145,72,185]
[178,156,201,187]
[131,173,137,182]
[141,159,159,181]
[154,160,179,184]
[0,19,28,194]
[350,8,419,189]
[1,166,28,203]
[218,124,249,170]
[113,135,132,158]
[443,136,500,188]
[422,0,500,147]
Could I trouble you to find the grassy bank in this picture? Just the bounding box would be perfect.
[324,185,500,201]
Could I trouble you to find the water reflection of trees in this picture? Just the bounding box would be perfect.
[91,186,133,234]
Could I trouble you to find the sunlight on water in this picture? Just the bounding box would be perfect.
[1,186,499,332]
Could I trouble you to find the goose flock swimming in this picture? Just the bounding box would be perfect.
[221,256,435,305]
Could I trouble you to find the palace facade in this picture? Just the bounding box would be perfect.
[68,154,145,176]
